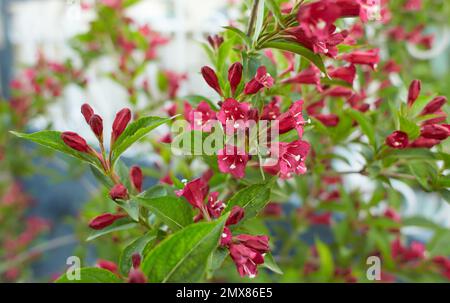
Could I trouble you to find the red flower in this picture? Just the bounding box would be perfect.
[176,177,209,209]
[407,80,421,106]
[130,166,143,192]
[340,49,380,69]
[186,101,217,132]
[109,184,129,200]
[81,103,94,123]
[308,212,332,225]
[265,140,310,179]
[410,136,441,148]
[217,98,253,134]
[314,114,340,127]
[328,65,356,84]
[420,124,450,140]
[89,213,126,230]
[206,192,225,219]
[61,132,92,153]
[111,108,131,143]
[283,66,322,88]
[207,34,224,50]
[244,66,274,95]
[201,66,222,96]
[229,243,264,278]
[89,114,103,141]
[128,269,147,283]
[276,100,306,136]
[217,145,250,179]
[96,259,118,274]
[391,238,425,263]
[261,97,281,121]
[234,234,270,253]
[421,96,447,116]
[220,227,232,247]
[226,206,245,226]
[386,131,409,149]
[228,62,243,95]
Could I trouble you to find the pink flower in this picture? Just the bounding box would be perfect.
[244,66,274,95]
[283,66,322,89]
[101,0,122,9]
[217,145,250,179]
[391,238,425,263]
[261,97,281,121]
[186,101,217,132]
[217,98,254,134]
[176,177,209,209]
[265,140,310,179]
[404,0,422,11]
[340,49,380,69]
[386,131,409,149]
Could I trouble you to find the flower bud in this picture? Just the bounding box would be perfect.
[226,206,245,226]
[207,34,224,50]
[421,96,447,116]
[410,136,440,148]
[81,103,94,124]
[132,253,141,269]
[130,166,143,192]
[89,213,126,230]
[89,114,103,141]
[112,108,131,143]
[228,62,243,95]
[96,259,118,274]
[385,131,409,149]
[407,80,421,106]
[109,184,129,200]
[420,124,450,140]
[61,131,92,153]
[128,268,147,283]
[201,66,222,96]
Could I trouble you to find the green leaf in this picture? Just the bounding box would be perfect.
[86,218,138,241]
[385,148,437,160]
[398,115,420,140]
[111,116,171,165]
[224,26,251,46]
[315,239,334,281]
[266,0,283,27]
[224,180,273,221]
[262,40,327,75]
[206,247,229,279]
[55,267,122,283]
[137,196,193,231]
[115,199,140,222]
[262,253,283,275]
[11,130,101,169]
[183,95,219,110]
[142,215,227,282]
[119,231,157,276]
[252,0,266,43]
[347,109,376,148]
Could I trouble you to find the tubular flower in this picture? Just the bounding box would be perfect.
[244,66,274,95]
[201,66,222,96]
[176,177,209,209]
[217,145,250,179]
[89,213,126,230]
[265,140,310,179]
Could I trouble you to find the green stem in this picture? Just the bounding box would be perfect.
[247,0,261,37]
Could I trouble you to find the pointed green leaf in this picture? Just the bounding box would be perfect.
[55,267,122,283]
[119,231,157,276]
[142,215,227,282]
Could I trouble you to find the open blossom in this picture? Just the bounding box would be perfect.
[217,145,250,179]
[217,98,254,134]
[205,192,225,219]
[340,49,380,69]
[261,97,281,121]
[386,131,409,149]
[229,234,269,278]
[89,213,126,230]
[276,100,306,137]
[186,101,217,132]
[265,140,310,179]
[244,66,274,95]
[176,177,209,209]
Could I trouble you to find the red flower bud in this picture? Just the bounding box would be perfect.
[226,206,245,226]
[420,124,450,140]
[132,253,141,269]
[89,213,126,230]
[61,131,92,153]
[386,131,409,149]
[407,80,421,106]
[109,184,129,200]
[89,114,103,140]
[112,108,131,143]
[207,34,224,50]
[96,259,118,274]
[81,103,94,124]
[314,114,340,127]
[201,66,222,96]
[410,136,440,148]
[228,62,243,95]
[128,268,147,283]
[421,96,447,116]
[130,166,143,192]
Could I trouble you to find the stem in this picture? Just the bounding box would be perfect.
[247,0,260,37]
